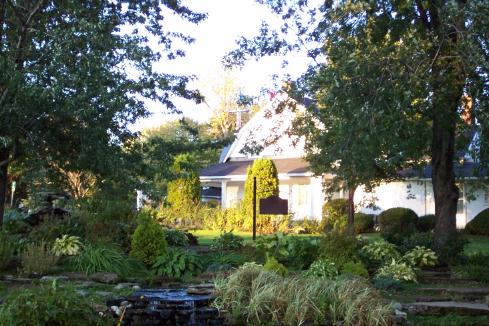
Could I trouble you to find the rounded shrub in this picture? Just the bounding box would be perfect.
[466,209,489,236]
[321,198,348,233]
[416,214,436,232]
[341,261,369,278]
[130,212,168,266]
[354,213,375,234]
[378,207,417,235]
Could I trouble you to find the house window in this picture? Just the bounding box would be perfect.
[457,184,464,215]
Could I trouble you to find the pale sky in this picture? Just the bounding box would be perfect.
[131,0,313,131]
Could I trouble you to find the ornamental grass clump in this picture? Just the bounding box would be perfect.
[21,241,59,275]
[214,263,393,326]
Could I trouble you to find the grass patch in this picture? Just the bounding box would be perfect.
[465,235,489,254]
[409,314,489,326]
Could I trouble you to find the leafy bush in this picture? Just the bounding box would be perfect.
[341,261,369,278]
[68,244,138,276]
[210,232,244,251]
[354,213,375,234]
[376,259,417,282]
[454,264,489,283]
[264,255,288,276]
[434,231,468,265]
[320,198,348,233]
[163,228,189,247]
[290,218,321,234]
[361,240,400,263]
[305,259,338,279]
[21,241,59,275]
[396,232,435,253]
[416,214,436,232]
[214,263,393,326]
[405,246,438,267]
[255,232,320,269]
[378,207,417,236]
[0,282,110,325]
[204,252,247,272]
[52,235,83,256]
[130,212,167,266]
[166,175,201,211]
[466,209,489,235]
[319,231,359,268]
[373,277,403,291]
[0,232,14,271]
[28,216,83,244]
[152,249,203,279]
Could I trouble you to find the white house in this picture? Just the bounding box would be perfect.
[199,92,487,227]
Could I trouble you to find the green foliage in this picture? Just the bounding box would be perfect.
[361,240,400,263]
[354,213,375,234]
[0,282,110,326]
[305,259,338,279]
[214,263,393,326]
[321,199,348,233]
[373,277,403,291]
[52,235,83,256]
[319,231,359,268]
[163,228,189,247]
[409,314,489,326]
[376,259,417,283]
[434,231,468,266]
[28,216,83,244]
[68,244,144,277]
[152,249,203,279]
[210,232,244,251]
[21,242,59,275]
[130,212,167,266]
[264,255,288,276]
[378,207,418,236]
[166,175,201,211]
[290,218,321,234]
[405,246,438,267]
[453,252,489,283]
[255,232,320,269]
[466,209,489,236]
[242,159,287,233]
[204,252,248,272]
[341,261,369,278]
[0,232,14,271]
[416,214,436,232]
[395,232,435,253]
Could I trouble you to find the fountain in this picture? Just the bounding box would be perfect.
[107,286,224,325]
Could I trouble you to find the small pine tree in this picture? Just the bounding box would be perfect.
[241,159,287,233]
[166,174,201,211]
[130,212,168,266]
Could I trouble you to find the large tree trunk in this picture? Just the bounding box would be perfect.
[0,148,9,226]
[347,187,355,235]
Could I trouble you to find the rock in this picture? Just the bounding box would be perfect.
[91,303,108,314]
[110,305,122,316]
[114,283,139,290]
[187,284,215,295]
[394,309,407,326]
[405,301,489,316]
[77,281,96,288]
[95,291,114,298]
[132,285,141,290]
[40,275,69,282]
[76,290,89,297]
[64,272,89,281]
[90,272,119,284]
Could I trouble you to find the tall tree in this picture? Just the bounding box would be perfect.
[225,0,489,246]
[0,1,207,222]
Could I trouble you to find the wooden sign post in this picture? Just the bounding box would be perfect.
[252,177,289,241]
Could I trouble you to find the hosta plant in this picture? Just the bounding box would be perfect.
[376,259,417,283]
[305,259,338,279]
[361,240,400,263]
[210,232,244,251]
[404,246,438,267]
[152,249,203,279]
[52,235,83,256]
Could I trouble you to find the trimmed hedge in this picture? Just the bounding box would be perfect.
[354,213,375,234]
[416,214,436,232]
[378,207,417,235]
[466,209,489,236]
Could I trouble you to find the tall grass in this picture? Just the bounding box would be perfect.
[213,263,393,326]
[68,244,147,277]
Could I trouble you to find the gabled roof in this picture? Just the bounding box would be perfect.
[200,158,310,178]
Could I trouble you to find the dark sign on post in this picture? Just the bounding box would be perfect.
[259,195,288,215]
